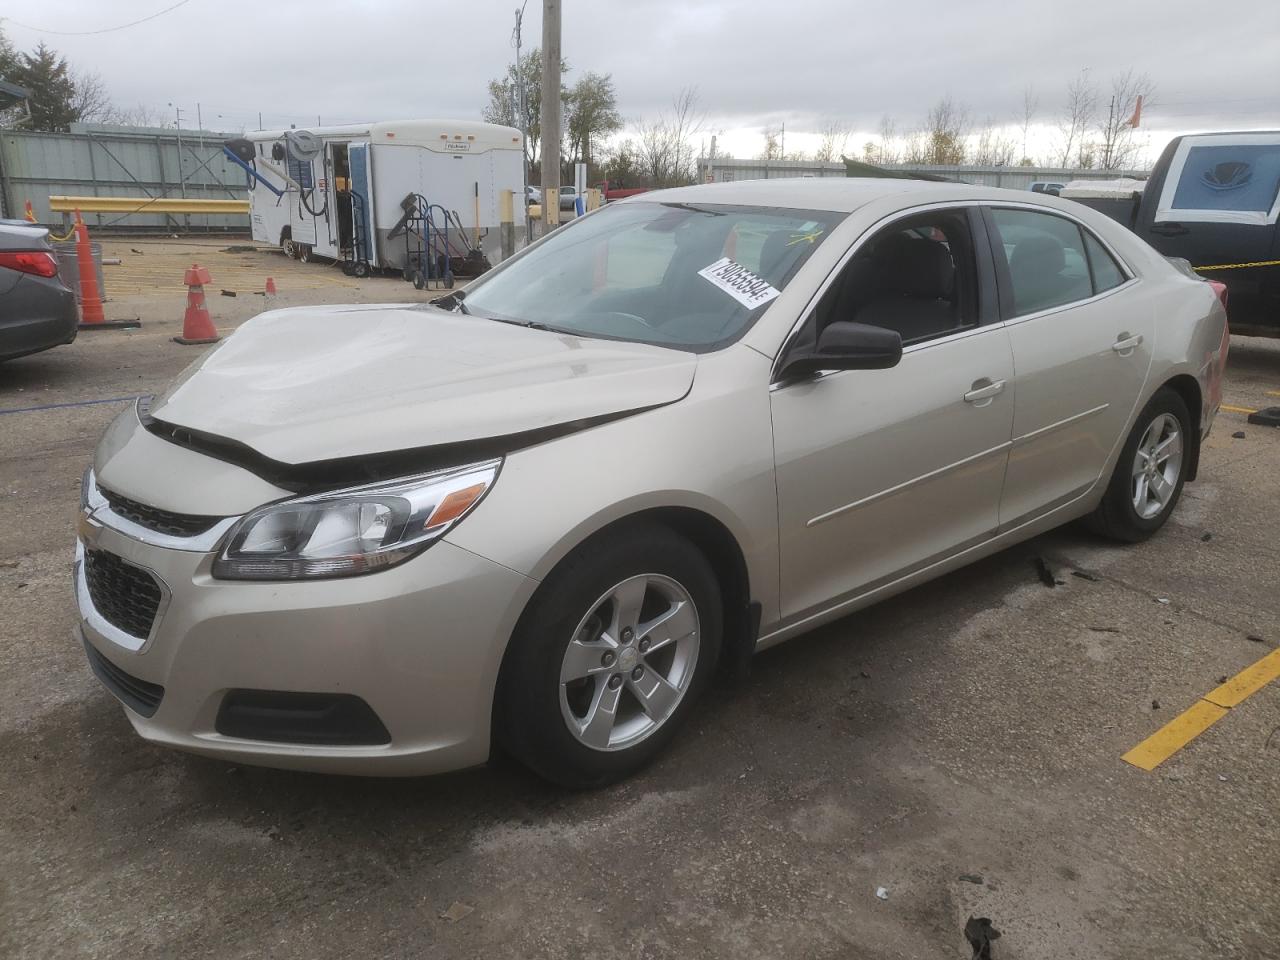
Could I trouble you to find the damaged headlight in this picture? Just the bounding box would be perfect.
[211,459,500,581]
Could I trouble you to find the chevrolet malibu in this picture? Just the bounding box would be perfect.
[77,179,1228,786]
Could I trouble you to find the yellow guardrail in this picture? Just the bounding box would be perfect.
[48,195,250,215]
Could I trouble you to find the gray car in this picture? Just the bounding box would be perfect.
[0,221,79,362]
[76,179,1228,786]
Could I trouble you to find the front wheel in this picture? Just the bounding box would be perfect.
[1088,387,1192,542]
[496,525,722,788]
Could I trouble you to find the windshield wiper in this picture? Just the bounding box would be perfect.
[486,315,556,332]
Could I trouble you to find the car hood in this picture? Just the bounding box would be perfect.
[149,304,696,466]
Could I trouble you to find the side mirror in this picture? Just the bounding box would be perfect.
[780,321,903,379]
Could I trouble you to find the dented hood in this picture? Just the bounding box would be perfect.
[150,304,696,465]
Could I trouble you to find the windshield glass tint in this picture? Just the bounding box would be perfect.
[462,201,846,351]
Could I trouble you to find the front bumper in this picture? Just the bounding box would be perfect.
[75,498,537,776]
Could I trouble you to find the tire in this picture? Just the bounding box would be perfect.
[412,270,425,290]
[280,237,296,258]
[352,260,370,279]
[1088,386,1192,543]
[297,245,312,263]
[496,524,723,788]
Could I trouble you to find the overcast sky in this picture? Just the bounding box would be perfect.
[3,0,1278,165]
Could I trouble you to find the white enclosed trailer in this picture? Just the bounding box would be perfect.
[236,119,524,272]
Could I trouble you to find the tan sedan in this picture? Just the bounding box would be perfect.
[77,179,1228,786]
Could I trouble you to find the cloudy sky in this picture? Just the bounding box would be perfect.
[2,0,1278,165]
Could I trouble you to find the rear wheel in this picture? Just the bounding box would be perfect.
[1088,387,1192,542]
[496,525,722,788]
[280,236,296,258]
[297,244,313,263]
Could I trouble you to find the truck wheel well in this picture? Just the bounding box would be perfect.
[1163,374,1202,481]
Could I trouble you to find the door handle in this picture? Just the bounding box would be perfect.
[963,378,1006,405]
[1112,333,1144,354]
[1150,222,1189,237]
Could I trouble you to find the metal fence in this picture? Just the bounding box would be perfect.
[697,157,1148,189]
[0,123,250,232]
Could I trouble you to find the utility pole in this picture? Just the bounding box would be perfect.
[539,0,561,232]
[780,121,785,160]
[513,0,531,240]
[169,104,187,198]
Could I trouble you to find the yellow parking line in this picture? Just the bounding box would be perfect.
[1123,647,1280,771]
[1266,390,1280,399]
[1221,404,1258,415]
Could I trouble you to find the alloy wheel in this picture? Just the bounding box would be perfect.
[1131,412,1183,520]
[558,574,700,752]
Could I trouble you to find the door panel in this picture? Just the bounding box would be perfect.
[1000,296,1153,525]
[771,325,1015,621]
[984,205,1156,526]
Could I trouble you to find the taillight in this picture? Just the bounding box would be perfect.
[0,250,58,279]
[1208,279,1228,314]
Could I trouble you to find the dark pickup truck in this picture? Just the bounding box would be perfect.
[1063,131,1280,338]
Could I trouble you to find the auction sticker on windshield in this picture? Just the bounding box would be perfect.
[697,257,781,309]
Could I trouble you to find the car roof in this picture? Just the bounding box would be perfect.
[623,177,1079,213]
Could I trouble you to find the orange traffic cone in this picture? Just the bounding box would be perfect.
[265,276,277,298]
[74,212,139,330]
[173,264,221,345]
[23,200,36,223]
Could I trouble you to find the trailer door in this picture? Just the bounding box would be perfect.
[348,142,375,264]
[288,152,319,247]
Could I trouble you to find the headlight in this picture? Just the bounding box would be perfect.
[211,459,500,581]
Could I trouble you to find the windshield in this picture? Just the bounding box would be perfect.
[460,201,846,351]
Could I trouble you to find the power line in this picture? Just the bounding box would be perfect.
[0,0,195,36]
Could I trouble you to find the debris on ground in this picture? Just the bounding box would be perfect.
[1201,532,1213,542]
[964,916,1001,959]
[1152,699,1161,710]
[220,289,237,297]
[1247,635,1265,644]
[1071,570,1101,582]
[222,245,258,253]
[1033,556,1061,588]
[129,247,143,254]
[875,886,889,900]
[440,901,474,922]
[1218,676,1228,684]
[1218,775,1228,782]
[1231,431,1246,439]
[1089,626,1121,633]
[1156,597,1170,604]
[958,874,984,885]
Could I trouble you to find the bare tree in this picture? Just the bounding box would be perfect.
[924,97,969,164]
[1055,70,1098,168]
[1018,85,1039,164]
[814,118,851,162]
[109,102,166,128]
[760,125,782,160]
[902,129,929,164]
[69,69,115,123]
[876,115,899,164]
[1096,69,1154,170]
[636,87,705,187]
[971,118,1017,166]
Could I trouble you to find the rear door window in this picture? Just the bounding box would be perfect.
[988,209,1094,316]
